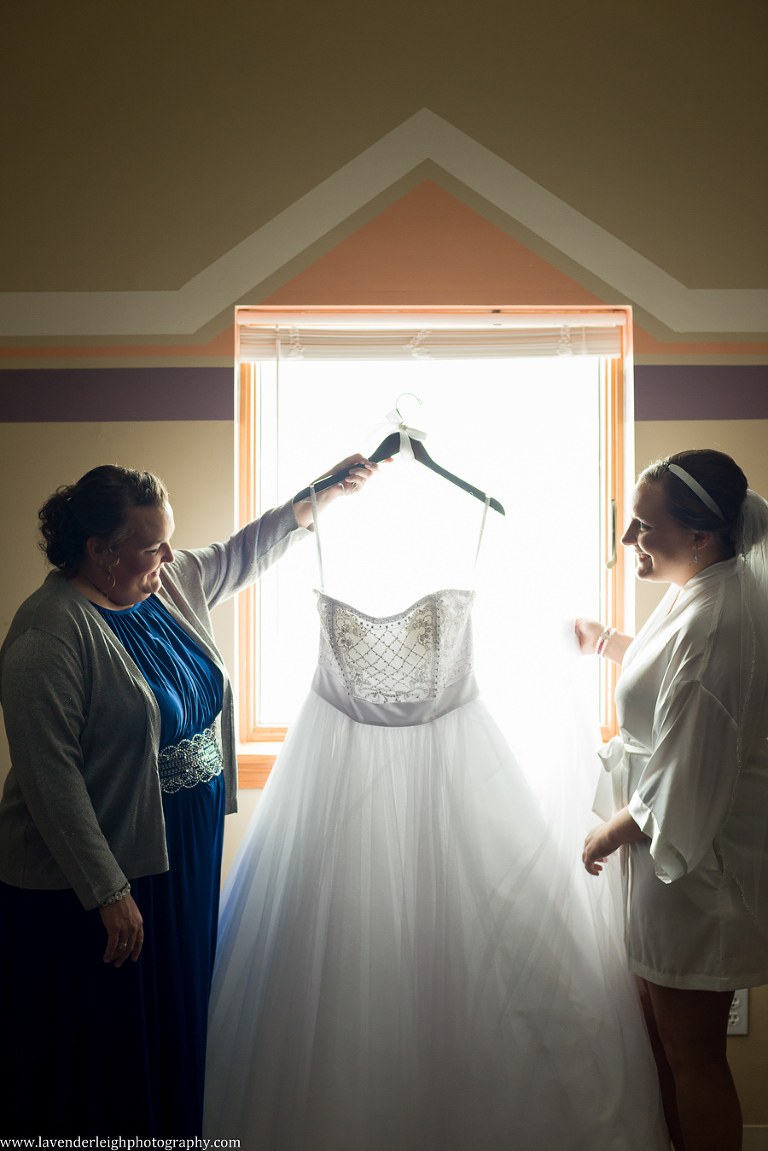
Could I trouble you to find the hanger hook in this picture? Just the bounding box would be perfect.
[395,393,422,422]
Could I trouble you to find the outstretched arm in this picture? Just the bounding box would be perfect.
[292,455,377,529]
[575,618,634,665]
[180,455,378,608]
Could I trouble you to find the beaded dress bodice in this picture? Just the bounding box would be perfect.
[317,589,475,705]
[307,484,489,726]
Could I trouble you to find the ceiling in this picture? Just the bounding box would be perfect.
[1,0,765,327]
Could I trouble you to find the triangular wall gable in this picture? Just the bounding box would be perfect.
[265,181,606,308]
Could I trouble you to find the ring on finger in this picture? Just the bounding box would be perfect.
[118,941,127,950]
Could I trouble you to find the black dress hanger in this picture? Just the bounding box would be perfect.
[294,429,505,515]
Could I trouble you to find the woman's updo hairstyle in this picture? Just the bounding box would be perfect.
[640,449,748,556]
[39,465,168,576]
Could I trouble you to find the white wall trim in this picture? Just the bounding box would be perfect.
[1,109,765,338]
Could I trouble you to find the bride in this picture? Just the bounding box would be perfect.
[203,455,670,1151]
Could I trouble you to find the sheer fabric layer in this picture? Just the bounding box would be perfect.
[205,689,667,1150]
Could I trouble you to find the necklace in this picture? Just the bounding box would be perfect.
[80,573,121,608]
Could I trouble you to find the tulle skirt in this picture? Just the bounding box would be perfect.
[204,690,669,1150]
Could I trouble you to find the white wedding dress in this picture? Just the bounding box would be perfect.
[204,500,669,1151]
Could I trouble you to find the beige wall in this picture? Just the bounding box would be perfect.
[633,420,768,627]
[3,3,766,307]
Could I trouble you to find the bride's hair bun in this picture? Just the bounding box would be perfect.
[38,465,168,575]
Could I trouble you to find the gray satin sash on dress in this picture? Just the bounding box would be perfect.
[311,664,479,727]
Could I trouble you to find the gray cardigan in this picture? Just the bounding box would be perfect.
[0,500,307,910]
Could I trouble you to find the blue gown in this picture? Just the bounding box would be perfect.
[0,595,224,1138]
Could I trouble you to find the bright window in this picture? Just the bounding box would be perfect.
[237,309,629,786]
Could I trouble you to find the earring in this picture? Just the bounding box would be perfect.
[694,541,699,563]
[100,558,117,590]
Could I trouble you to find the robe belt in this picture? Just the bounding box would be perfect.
[593,734,650,821]
[592,734,651,935]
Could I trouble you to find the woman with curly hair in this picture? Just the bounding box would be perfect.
[0,456,374,1139]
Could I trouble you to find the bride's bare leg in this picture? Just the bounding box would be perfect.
[636,977,683,1148]
[645,980,741,1151]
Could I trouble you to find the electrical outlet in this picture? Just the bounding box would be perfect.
[727,989,749,1036]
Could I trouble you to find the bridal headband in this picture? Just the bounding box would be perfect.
[667,463,725,519]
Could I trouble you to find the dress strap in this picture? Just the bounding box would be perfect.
[474,495,491,571]
[309,484,325,591]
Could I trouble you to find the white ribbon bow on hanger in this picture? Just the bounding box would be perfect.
[381,408,427,462]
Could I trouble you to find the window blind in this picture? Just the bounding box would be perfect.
[237,312,625,361]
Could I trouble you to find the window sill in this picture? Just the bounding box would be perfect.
[237,745,281,788]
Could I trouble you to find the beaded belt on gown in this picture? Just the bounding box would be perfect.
[157,723,223,794]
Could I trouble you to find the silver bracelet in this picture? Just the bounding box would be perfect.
[595,626,617,657]
[100,881,131,907]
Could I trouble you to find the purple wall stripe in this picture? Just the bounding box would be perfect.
[635,365,768,421]
[0,368,234,421]
[1,365,767,424]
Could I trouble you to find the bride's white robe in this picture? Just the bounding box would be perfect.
[597,557,768,990]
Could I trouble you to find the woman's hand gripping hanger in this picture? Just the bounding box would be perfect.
[294,394,505,516]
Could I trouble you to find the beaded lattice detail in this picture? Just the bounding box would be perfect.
[317,589,475,704]
[157,723,223,794]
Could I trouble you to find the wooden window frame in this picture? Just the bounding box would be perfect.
[236,306,631,786]
[598,351,629,741]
